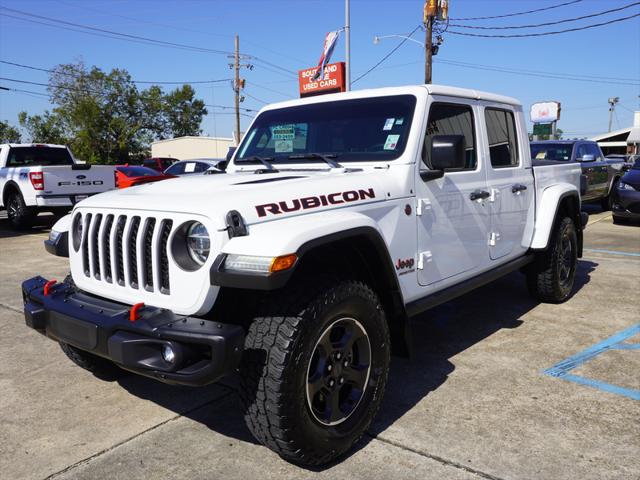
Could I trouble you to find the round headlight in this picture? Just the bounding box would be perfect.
[186,222,210,265]
[72,213,83,252]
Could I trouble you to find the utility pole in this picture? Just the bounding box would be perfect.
[234,34,241,145]
[608,96,619,133]
[345,0,351,91]
[425,16,433,84]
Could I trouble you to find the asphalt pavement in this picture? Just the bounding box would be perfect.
[0,207,638,480]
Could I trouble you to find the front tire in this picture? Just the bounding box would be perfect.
[6,191,36,229]
[527,216,578,303]
[239,279,390,466]
[59,342,124,380]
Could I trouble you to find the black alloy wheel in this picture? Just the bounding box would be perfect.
[306,317,371,426]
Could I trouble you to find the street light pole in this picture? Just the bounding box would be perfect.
[425,17,433,84]
[345,0,351,91]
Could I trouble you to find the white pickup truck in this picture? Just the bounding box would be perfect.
[0,143,116,229]
[21,85,586,466]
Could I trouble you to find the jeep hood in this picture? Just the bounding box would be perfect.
[78,170,389,228]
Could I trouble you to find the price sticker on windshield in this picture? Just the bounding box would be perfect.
[384,134,400,150]
[273,125,295,140]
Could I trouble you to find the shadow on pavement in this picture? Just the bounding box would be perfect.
[111,260,597,468]
[0,214,58,238]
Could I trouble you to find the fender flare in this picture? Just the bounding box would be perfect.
[2,180,21,205]
[530,184,581,251]
[210,211,398,292]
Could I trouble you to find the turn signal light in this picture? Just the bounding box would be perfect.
[270,254,298,273]
[29,172,44,190]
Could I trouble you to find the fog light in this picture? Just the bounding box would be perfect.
[162,344,176,364]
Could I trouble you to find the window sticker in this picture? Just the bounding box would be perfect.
[395,118,404,125]
[383,118,395,131]
[384,134,400,150]
[184,162,196,173]
[275,139,293,153]
[272,125,295,140]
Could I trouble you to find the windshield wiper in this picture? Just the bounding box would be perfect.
[288,153,343,169]
[240,155,279,173]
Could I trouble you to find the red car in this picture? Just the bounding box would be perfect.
[142,157,178,173]
[115,165,175,189]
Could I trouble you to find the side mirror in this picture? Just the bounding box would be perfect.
[581,154,595,162]
[226,146,237,162]
[431,135,466,170]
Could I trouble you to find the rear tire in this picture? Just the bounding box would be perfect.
[6,191,36,229]
[239,279,390,466]
[59,342,124,380]
[527,216,578,303]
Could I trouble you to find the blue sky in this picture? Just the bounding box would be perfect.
[0,0,638,141]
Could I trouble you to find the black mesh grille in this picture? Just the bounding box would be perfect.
[143,218,156,290]
[103,215,114,283]
[128,216,141,288]
[115,216,126,285]
[159,220,173,293]
[82,213,92,276]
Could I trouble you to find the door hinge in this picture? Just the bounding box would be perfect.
[417,251,433,269]
[489,232,501,246]
[416,198,431,216]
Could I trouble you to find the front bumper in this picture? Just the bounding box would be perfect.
[612,189,640,219]
[22,276,244,386]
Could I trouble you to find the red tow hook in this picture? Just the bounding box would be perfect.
[43,280,57,296]
[129,302,145,322]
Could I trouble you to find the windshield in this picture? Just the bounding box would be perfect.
[7,146,74,167]
[530,143,574,162]
[236,95,417,163]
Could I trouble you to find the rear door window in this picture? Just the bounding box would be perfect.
[484,108,519,168]
[164,163,185,175]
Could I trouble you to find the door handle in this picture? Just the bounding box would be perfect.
[511,184,528,194]
[470,190,491,201]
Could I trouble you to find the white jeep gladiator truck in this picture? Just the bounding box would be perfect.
[0,143,116,229]
[21,85,586,466]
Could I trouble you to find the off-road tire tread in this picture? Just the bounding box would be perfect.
[239,279,389,466]
[527,217,576,303]
[59,342,124,379]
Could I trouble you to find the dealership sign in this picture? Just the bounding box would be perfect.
[530,101,561,123]
[298,62,346,98]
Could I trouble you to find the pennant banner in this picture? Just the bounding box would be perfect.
[313,30,340,81]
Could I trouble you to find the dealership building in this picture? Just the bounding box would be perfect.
[151,136,235,160]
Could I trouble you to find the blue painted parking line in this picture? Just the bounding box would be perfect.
[543,323,640,401]
[583,248,640,258]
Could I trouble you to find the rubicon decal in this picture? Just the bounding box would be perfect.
[255,188,375,217]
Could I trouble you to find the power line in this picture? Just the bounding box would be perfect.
[204,103,256,113]
[243,92,269,105]
[448,13,640,38]
[0,60,231,85]
[0,86,51,98]
[450,2,640,30]
[450,0,583,21]
[434,59,640,86]
[0,7,234,55]
[244,80,293,99]
[352,25,422,85]
[1,7,297,81]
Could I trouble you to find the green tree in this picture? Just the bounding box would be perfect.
[162,85,207,138]
[18,111,67,145]
[20,61,210,163]
[0,120,21,143]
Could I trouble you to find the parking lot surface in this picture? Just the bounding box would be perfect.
[1,208,638,480]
